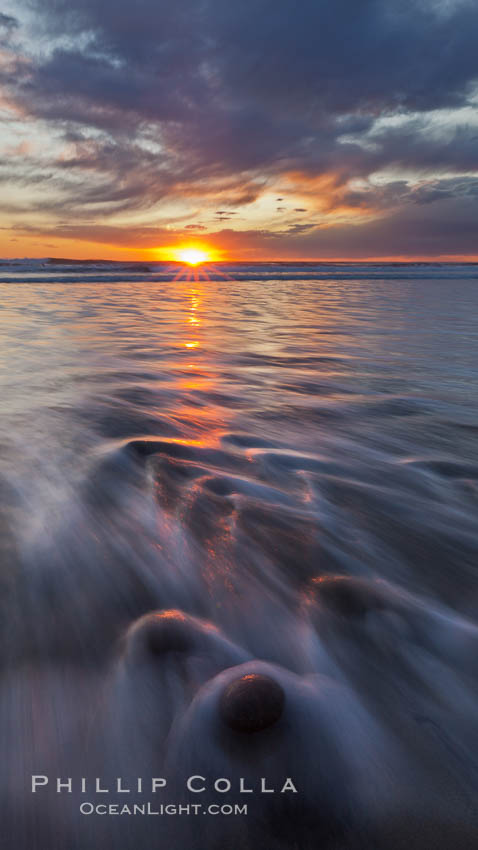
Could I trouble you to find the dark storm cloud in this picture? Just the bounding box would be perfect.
[3,0,478,253]
[341,174,478,216]
[15,1,478,145]
[0,10,18,45]
[22,0,478,111]
[0,11,18,29]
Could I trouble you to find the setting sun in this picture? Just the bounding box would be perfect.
[153,243,223,264]
[176,248,209,265]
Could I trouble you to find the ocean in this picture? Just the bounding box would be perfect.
[1,261,478,848]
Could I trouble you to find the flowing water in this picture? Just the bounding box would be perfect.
[1,261,478,848]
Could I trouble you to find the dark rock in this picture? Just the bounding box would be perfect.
[220,673,285,733]
[311,575,388,619]
[126,610,196,662]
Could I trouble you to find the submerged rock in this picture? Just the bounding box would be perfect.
[125,610,199,660]
[309,575,389,619]
[220,673,285,733]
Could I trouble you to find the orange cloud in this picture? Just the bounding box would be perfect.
[276,170,378,221]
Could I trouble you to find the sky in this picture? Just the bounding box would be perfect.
[1,0,478,261]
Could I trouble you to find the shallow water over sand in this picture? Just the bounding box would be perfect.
[1,267,478,848]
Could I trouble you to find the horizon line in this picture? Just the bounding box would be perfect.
[3,255,478,264]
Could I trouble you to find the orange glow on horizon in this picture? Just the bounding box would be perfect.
[3,231,478,264]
